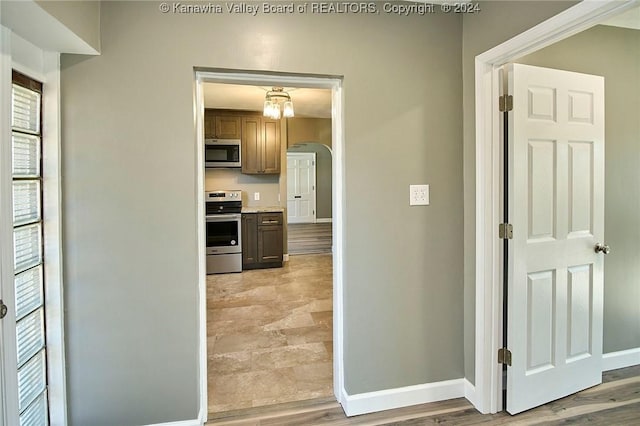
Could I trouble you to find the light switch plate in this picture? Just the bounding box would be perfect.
[254,192,260,201]
[410,184,429,206]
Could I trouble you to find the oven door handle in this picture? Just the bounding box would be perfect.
[206,213,242,221]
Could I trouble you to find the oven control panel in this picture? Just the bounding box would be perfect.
[207,190,241,200]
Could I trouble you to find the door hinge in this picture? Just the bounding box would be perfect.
[498,348,512,366]
[499,223,513,239]
[499,94,513,112]
[0,299,8,319]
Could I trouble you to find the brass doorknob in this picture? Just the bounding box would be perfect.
[595,243,611,255]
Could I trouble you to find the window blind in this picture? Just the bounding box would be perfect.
[12,85,40,134]
[11,74,49,425]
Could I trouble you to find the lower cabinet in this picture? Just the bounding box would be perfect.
[242,212,283,270]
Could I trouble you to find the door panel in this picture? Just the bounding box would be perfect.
[527,140,556,241]
[568,142,594,236]
[507,63,604,414]
[526,270,555,374]
[567,265,592,360]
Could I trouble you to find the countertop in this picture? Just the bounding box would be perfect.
[241,206,285,213]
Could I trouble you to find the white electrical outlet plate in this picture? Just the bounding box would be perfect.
[254,192,260,201]
[410,184,429,206]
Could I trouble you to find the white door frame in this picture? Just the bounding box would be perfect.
[473,0,639,415]
[286,151,317,224]
[194,69,345,423]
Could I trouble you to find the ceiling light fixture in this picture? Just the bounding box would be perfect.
[263,87,294,119]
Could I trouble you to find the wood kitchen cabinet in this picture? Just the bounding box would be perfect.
[204,109,216,139]
[215,115,241,139]
[204,109,241,139]
[204,109,281,174]
[242,212,283,270]
[241,116,281,174]
[241,213,258,265]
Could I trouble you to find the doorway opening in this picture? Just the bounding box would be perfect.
[287,141,333,256]
[194,70,344,421]
[473,0,639,415]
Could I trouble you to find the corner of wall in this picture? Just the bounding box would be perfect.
[464,378,477,409]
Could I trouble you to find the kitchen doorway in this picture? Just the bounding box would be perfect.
[195,69,344,417]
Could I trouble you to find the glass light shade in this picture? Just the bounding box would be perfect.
[271,103,281,119]
[263,99,273,117]
[283,101,294,118]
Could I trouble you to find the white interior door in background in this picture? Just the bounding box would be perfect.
[506,63,606,414]
[287,152,316,224]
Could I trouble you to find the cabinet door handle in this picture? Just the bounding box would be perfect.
[262,220,279,224]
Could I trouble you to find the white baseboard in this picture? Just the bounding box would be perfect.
[316,218,332,223]
[464,378,476,409]
[144,419,200,426]
[341,378,465,417]
[603,347,640,371]
[283,254,289,262]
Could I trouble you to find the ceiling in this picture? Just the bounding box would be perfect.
[203,83,332,118]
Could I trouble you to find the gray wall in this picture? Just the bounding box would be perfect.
[518,25,640,353]
[288,143,332,219]
[60,2,462,424]
[461,0,579,385]
[205,169,281,208]
[287,117,332,147]
[35,0,101,52]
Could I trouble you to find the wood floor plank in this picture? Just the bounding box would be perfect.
[546,402,640,425]
[288,223,332,255]
[206,366,640,425]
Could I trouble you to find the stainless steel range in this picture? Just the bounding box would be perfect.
[206,190,242,274]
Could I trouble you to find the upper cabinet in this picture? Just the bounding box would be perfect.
[205,109,281,175]
[204,109,216,139]
[204,109,241,139]
[241,116,280,175]
[215,115,241,139]
[241,115,261,173]
[261,118,281,174]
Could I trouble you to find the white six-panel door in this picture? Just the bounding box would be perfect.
[287,152,316,224]
[507,63,605,414]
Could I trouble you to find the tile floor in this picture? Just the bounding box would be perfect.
[207,254,333,414]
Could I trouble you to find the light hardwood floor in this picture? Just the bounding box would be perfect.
[287,222,332,255]
[207,254,333,414]
[207,365,640,425]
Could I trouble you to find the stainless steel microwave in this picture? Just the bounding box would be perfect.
[205,139,241,168]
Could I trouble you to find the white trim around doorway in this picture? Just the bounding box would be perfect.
[193,69,345,423]
[473,0,640,415]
